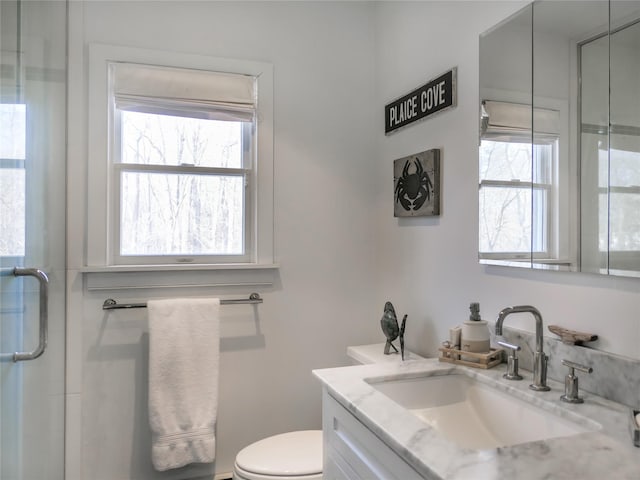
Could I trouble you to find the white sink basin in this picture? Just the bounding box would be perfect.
[367,373,599,449]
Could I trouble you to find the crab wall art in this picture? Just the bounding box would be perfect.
[393,148,441,217]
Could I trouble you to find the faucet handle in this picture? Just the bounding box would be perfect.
[560,359,593,404]
[497,340,520,352]
[497,341,523,381]
[561,359,593,374]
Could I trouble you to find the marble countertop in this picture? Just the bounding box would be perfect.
[313,358,640,479]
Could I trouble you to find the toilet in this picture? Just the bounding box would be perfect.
[233,430,323,480]
[232,343,423,480]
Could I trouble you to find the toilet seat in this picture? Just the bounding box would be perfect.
[234,464,322,480]
[233,430,322,480]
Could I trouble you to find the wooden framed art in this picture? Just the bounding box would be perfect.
[393,148,440,217]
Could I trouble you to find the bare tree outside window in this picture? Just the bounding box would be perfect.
[119,111,246,257]
[479,139,533,254]
[479,137,554,257]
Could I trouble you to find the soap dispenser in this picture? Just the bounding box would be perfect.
[461,302,490,354]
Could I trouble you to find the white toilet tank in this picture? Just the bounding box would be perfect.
[346,343,424,365]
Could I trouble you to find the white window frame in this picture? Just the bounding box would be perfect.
[109,66,255,265]
[87,44,274,269]
[479,132,557,260]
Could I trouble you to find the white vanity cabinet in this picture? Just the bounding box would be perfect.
[315,359,640,480]
[322,389,424,480]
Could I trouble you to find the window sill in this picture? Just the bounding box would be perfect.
[80,263,279,291]
[79,263,279,273]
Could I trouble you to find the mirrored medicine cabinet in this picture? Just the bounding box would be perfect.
[479,0,640,277]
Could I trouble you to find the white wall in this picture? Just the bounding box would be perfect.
[67,2,380,478]
[373,1,640,361]
[66,1,640,479]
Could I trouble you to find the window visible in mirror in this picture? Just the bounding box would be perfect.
[479,134,557,259]
[607,147,640,252]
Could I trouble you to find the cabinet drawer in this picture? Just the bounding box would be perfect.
[322,390,424,480]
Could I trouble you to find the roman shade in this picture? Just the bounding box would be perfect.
[109,62,256,122]
[482,100,560,137]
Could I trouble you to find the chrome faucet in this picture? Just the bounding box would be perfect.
[495,305,550,391]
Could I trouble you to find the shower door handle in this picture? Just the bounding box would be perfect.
[5,267,49,362]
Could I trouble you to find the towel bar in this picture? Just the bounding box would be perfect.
[102,292,263,310]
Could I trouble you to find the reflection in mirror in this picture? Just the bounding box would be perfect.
[580,2,640,276]
[607,9,640,275]
[480,0,640,277]
[479,4,533,267]
[579,21,609,274]
[531,0,590,272]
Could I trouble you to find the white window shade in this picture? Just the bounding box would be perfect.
[482,100,560,135]
[110,62,256,121]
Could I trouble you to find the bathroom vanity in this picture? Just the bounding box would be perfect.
[313,359,640,479]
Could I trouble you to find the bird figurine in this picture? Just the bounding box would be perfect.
[380,301,400,355]
[399,314,408,360]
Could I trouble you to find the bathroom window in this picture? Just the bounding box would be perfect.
[110,63,255,264]
[87,45,274,268]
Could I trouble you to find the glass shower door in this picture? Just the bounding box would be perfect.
[0,1,66,478]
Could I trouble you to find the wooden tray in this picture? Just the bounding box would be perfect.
[438,346,503,369]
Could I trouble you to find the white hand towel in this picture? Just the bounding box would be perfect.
[147,298,220,472]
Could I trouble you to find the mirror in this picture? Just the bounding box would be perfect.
[595,2,640,276]
[479,0,640,277]
[479,4,533,266]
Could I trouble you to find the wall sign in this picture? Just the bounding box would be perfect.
[385,68,457,134]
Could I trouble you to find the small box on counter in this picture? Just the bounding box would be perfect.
[438,343,503,369]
